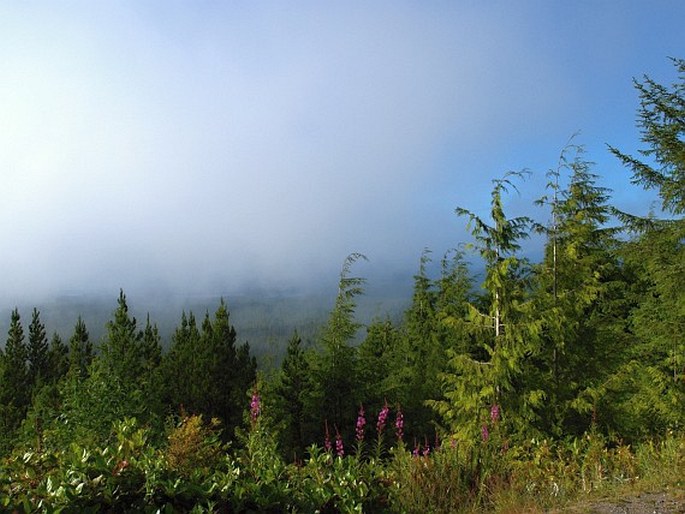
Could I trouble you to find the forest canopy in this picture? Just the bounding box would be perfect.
[0,58,683,513]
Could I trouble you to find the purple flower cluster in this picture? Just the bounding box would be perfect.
[376,402,389,435]
[250,390,261,424]
[335,429,345,457]
[394,408,404,441]
[355,405,366,442]
[481,423,489,442]
[490,404,500,424]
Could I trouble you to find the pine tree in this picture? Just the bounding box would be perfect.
[0,309,29,449]
[100,290,143,385]
[27,308,49,390]
[310,253,366,443]
[1,309,28,411]
[68,316,93,380]
[161,301,256,437]
[273,331,312,460]
[46,332,69,384]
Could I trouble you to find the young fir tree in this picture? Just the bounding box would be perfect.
[309,253,366,444]
[100,290,144,385]
[162,301,256,438]
[607,57,685,436]
[46,332,69,385]
[358,318,403,417]
[399,250,441,436]
[19,332,70,454]
[431,172,542,441]
[533,143,627,436]
[273,330,313,461]
[0,309,29,450]
[161,310,201,415]
[68,316,93,380]
[58,292,161,445]
[27,308,49,390]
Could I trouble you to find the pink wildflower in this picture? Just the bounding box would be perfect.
[490,404,500,424]
[481,423,489,442]
[376,402,389,435]
[394,407,404,441]
[250,389,261,424]
[356,405,366,442]
[335,428,344,457]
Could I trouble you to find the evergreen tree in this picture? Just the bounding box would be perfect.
[273,331,312,460]
[0,309,29,451]
[533,143,628,436]
[68,316,93,380]
[46,332,70,384]
[100,290,143,385]
[162,311,201,415]
[431,172,542,440]
[161,301,256,438]
[1,309,29,412]
[397,249,474,439]
[608,58,685,436]
[358,318,403,413]
[27,308,49,390]
[309,253,366,443]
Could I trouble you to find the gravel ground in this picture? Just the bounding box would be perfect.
[570,491,685,514]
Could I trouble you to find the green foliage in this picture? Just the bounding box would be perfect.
[432,172,542,441]
[309,253,367,443]
[272,331,314,461]
[27,308,49,389]
[531,142,630,437]
[0,309,29,453]
[161,300,257,437]
[605,58,685,438]
[611,57,685,216]
[0,57,684,514]
[68,316,93,380]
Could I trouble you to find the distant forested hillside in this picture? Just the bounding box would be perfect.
[0,58,683,513]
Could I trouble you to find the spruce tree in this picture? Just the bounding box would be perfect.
[0,309,29,451]
[1,309,29,412]
[310,253,366,443]
[100,290,143,385]
[68,316,93,380]
[46,332,69,384]
[273,331,312,460]
[27,308,49,390]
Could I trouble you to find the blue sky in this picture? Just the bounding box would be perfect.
[1,1,684,300]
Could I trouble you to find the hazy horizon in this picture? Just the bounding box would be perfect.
[2,2,684,305]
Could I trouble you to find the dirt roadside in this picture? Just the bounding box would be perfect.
[562,491,685,513]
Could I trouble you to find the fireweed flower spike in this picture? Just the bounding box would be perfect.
[481,423,489,442]
[394,407,404,441]
[376,402,389,435]
[356,405,366,442]
[335,428,344,457]
[250,389,261,425]
[490,404,500,424]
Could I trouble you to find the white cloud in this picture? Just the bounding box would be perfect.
[0,2,682,301]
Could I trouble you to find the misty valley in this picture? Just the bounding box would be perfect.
[0,60,683,512]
